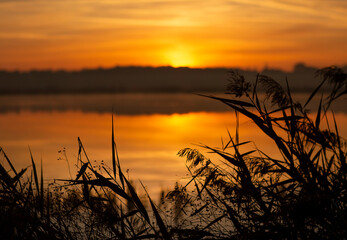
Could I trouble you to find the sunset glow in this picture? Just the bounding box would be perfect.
[1,0,346,234]
[0,0,346,70]
[165,46,197,67]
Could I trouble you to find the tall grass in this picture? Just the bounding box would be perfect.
[176,66,347,239]
[0,125,171,239]
[0,66,346,239]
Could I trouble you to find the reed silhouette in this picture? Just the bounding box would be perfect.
[176,66,347,239]
[0,66,346,239]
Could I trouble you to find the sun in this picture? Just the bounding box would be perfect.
[165,46,196,67]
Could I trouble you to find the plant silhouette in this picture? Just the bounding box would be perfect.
[0,66,346,239]
[176,66,346,239]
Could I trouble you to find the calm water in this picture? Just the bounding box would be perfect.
[0,93,346,195]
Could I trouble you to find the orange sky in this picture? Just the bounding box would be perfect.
[1,0,346,71]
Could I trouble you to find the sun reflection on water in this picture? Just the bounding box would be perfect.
[1,110,346,196]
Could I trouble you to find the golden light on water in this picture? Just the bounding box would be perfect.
[0,111,245,194]
[1,109,347,195]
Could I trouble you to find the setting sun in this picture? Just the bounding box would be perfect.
[165,46,197,67]
[0,1,346,70]
[0,0,346,237]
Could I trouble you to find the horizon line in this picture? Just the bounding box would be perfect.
[1,62,345,73]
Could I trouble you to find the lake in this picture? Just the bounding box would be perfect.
[0,93,346,196]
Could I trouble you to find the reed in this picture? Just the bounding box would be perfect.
[0,119,172,239]
[176,66,347,239]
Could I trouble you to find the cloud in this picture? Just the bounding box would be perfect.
[227,0,347,22]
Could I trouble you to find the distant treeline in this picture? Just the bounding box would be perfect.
[1,63,345,94]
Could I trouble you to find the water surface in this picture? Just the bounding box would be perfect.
[0,93,346,195]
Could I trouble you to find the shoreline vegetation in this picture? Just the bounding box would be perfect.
[1,63,347,94]
[1,67,346,239]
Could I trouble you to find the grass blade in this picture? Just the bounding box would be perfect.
[0,147,17,175]
[149,196,170,240]
[12,167,27,186]
[304,78,325,107]
[75,162,88,181]
[112,113,117,180]
[198,94,255,107]
[40,159,44,213]
[29,147,39,195]
[141,181,170,240]
[124,177,150,223]
[316,95,323,128]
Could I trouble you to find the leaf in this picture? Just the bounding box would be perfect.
[204,146,242,168]
[75,162,88,181]
[304,78,326,107]
[112,113,125,188]
[235,110,239,145]
[82,174,91,206]
[149,196,170,240]
[124,177,150,222]
[332,111,345,168]
[271,116,304,122]
[69,178,131,201]
[0,163,14,188]
[40,159,44,213]
[199,169,217,195]
[267,178,296,188]
[198,94,255,107]
[223,203,244,234]
[0,147,17,175]
[315,95,323,128]
[240,150,256,158]
[12,168,27,185]
[190,203,208,217]
[224,140,251,150]
[29,147,39,195]
[252,73,259,99]
[112,113,117,180]
[203,214,226,230]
